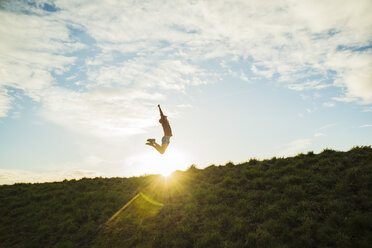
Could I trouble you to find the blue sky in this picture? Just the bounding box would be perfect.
[0,0,371,184]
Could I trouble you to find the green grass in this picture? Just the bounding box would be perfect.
[0,146,371,248]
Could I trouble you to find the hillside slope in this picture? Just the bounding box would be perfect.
[1,147,371,248]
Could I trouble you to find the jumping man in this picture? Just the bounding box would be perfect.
[146,105,173,154]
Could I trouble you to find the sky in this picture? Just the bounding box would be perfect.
[0,0,371,184]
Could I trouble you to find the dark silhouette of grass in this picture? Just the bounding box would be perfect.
[0,146,371,248]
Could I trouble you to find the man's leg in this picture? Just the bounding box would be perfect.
[146,138,155,146]
[146,139,166,154]
[154,142,166,154]
[158,136,170,154]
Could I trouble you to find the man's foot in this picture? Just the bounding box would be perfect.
[146,138,155,146]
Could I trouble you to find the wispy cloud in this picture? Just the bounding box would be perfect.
[363,106,372,112]
[0,89,12,117]
[288,80,331,91]
[323,102,335,107]
[359,124,372,128]
[251,65,274,79]
[317,123,337,131]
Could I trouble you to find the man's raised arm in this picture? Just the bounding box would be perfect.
[158,104,165,118]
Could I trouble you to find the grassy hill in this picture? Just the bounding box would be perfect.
[1,146,371,248]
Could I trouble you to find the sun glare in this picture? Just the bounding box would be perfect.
[126,148,192,177]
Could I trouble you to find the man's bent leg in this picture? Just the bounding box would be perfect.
[154,143,167,154]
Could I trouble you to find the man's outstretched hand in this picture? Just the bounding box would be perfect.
[158,104,165,118]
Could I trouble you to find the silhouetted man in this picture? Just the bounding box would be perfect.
[146,105,173,154]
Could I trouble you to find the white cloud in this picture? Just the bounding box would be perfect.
[40,87,164,137]
[288,80,331,91]
[0,7,78,103]
[239,71,249,82]
[332,96,360,103]
[251,65,274,79]
[359,124,372,128]
[323,102,335,107]
[362,106,372,112]
[0,89,12,117]
[317,123,337,131]
[326,51,372,104]
[299,94,310,100]
[314,133,324,137]
[177,103,192,108]
[87,58,207,91]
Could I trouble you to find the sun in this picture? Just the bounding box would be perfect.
[126,147,192,177]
